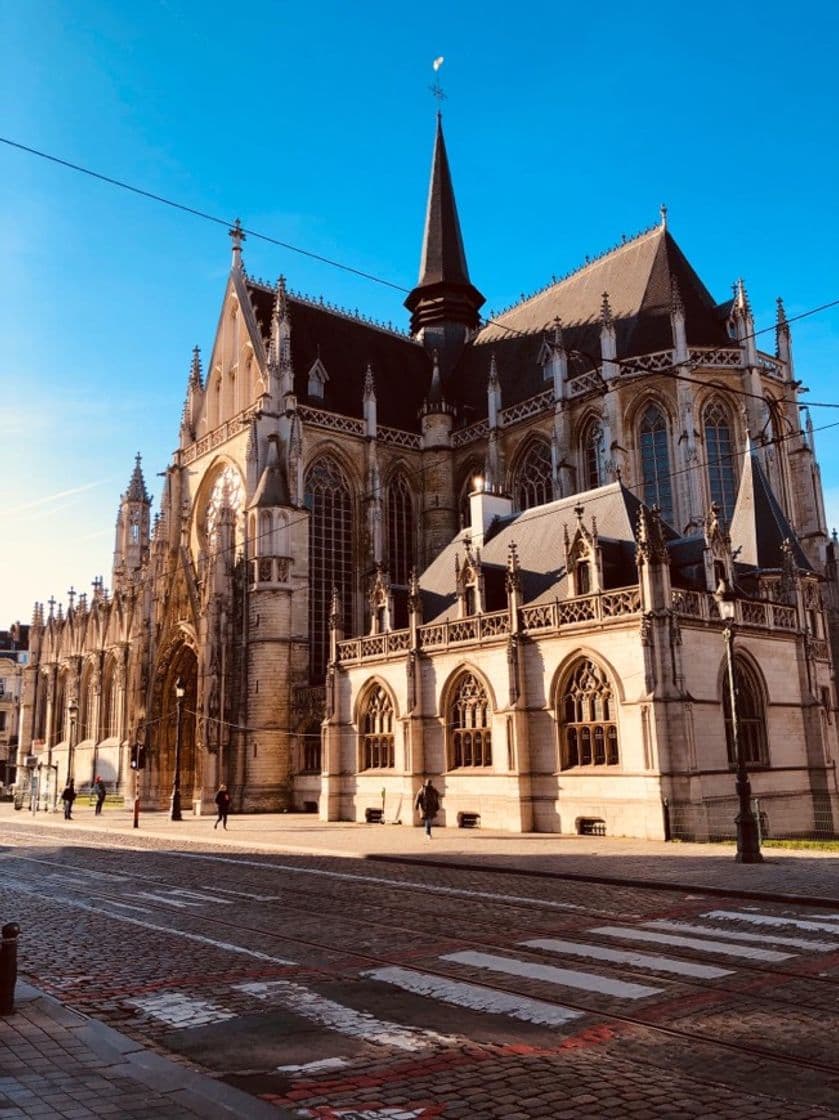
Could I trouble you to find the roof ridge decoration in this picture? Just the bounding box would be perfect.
[485,219,663,323]
[189,345,203,391]
[245,275,416,340]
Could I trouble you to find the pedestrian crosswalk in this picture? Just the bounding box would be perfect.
[352,905,839,1035]
[215,904,839,1047]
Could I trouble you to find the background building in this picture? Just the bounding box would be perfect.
[16,118,839,837]
[0,623,29,789]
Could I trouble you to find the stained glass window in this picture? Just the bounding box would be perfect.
[360,685,395,769]
[560,659,619,769]
[305,456,353,679]
[704,401,736,523]
[639,405,674,524]
[449,673,492,767]
[514,441,553,511]
[583,422,605,490]
[387,472,415,586]
[723,657,768,767]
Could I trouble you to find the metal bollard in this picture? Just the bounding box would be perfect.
[0,923,20,1014]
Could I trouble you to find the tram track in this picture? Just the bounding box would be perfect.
[3,845,839,1082]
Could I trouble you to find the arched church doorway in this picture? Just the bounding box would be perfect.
[153,644,199,809]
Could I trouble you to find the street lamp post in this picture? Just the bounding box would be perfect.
[66,697,78,789]
[715,580,763,863]
[171,677,185,821]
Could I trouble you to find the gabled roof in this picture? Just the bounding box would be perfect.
[247,283,432,431]
[728,446,812,570]
[419,481,657,622]
[452,226,732,414]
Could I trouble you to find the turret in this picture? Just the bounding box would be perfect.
[112,453,151,591]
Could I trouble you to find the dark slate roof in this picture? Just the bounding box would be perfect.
[451,227,733,414]
[419,481,652,622]
[248,284,432,431]
[414,115,474,291]
[728,446,812,570]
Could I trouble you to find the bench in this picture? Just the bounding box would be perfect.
[577,817,606,836]
[365,808,384,824]
[457,812,481,829]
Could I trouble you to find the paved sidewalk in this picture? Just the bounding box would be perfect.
[0,981,292,1120]
[3,801,839,905]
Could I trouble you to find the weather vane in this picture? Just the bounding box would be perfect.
[429,56,446,109]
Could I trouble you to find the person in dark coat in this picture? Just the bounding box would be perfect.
[61,779,76,820]
[415,778,440,838]
[94,776,107,816]
[214,784,231,830]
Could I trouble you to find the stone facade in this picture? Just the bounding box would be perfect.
[15,120,839,837]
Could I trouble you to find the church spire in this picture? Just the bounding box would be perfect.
[405,115,485,357]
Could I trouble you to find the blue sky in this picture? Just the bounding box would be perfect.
[2,0,838,624]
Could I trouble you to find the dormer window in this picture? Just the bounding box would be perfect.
[307,357,329,401]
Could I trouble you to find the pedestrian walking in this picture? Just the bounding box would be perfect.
[214,784,231,830]
[61,779,76,820]
[94,776,107,816]
[415,777,440,839]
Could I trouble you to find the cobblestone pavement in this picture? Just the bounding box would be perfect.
[2,807,839,1118]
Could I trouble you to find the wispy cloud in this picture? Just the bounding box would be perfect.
[7,478,114,517]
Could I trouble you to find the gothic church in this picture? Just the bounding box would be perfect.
[18,116,839,839]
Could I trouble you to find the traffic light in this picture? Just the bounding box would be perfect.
[130,744,146,770]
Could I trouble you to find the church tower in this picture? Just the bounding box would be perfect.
[405,115,485,380]
[112,453,151,591]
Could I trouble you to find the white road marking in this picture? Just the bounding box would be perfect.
[130,991,234,1028]
[211,886,283,902]
[234,980,457,1050]
[646,919,839,952]
[704,909,839,935]
[1,876,295,965]
[134,890,208,910]
[364,965,582,1027]
[440,950,662,999]
[276,1057,350,1074]
[590,926,791,962]
[521,938,732,980]
[176,888,235,904]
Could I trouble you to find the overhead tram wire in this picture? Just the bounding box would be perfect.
[3,131,839,410]
[191,407,839,574]
[7,136,837,570]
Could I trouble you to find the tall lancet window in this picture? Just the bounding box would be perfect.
[513,440,552,511]
[704,400,737,523]
[639,404,674,525]
[360,684,395,770]
[305,456,353,679]
[582,420,606,490]
[723,657,768,767]
[386,472,415,587]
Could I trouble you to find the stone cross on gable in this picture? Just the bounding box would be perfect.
[67,586,76,609]
[48,595,56,617]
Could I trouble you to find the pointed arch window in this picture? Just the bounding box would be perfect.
[513,441,553,511]
[723,657,768,767]
[360,685,395,769]
[79,663,97,741]
[582,421,606,490]
[704,401,736,523]
[449,672,492,768]
[639,405,674,524]
[305,456,353,680]
[101,659,117,739]
[457,463,482,530]
[559,659,619,769]
[387,472,415,586]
